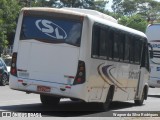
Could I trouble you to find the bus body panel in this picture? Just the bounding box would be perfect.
[17,40,79,85]
[10,74,87,100]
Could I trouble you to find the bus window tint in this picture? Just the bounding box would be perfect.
[91,23,147,65]
[119,32,125,61]
[134,38,142,64]
[130,36,135,63]
[99,28,107,59]
[113,31,120,61]
[124,35,130,62]
[20,16,82,46]
[107,29,114,60]
[92,25,100,58]
[66,23,82,45]
[145,43,150,71]
[92,24,108,59]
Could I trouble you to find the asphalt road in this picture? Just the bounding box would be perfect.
[0,85,160,118]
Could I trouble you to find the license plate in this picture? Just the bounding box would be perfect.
[18,72,29,78]
[37,86,51,92]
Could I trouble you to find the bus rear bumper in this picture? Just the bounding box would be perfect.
[9,76,87,101]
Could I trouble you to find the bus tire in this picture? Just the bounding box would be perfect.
[70,98,80,101]
[99,86,114,111]
[134,87,146,106]
[40,94,60,105]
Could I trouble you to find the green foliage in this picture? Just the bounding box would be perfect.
[31,0,96,9]
[110,0,160,32]
[118,14,148,32]
[121,0,137,16]
[24,0,107,10]
[111,0,123,15]
[111,0,160,19]
[0,0,21,51]
[94,0,109,12]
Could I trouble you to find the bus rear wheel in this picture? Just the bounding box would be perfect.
[99,87,114,111]
[40,94,60,105]
[134,88,145,106]
[70,98,80,101]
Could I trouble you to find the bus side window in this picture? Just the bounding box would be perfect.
[119,32,125,61]
[145,44,150,71]
[141,42,146,67]
[129,36,135,63]
[113,31,120,61]
[92,24,108,59]
[140,40,150,71]
[124,35,130,62]
[92,25,100,58]
[134,38,142,64]
[107,29,114,60]
[99,28,107,59]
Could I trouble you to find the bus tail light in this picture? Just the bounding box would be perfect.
[11,52,17,76]
[73,61,86,85]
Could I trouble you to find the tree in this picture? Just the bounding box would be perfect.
[111,0,160,18]
[111,0,123,15]
[136,0,160,23]
[30,0,107,10]
[121,0,137,16]
[95,0,109,12]
[30,0,90,8]
[0,0,21,55]
[119,14,148,32]
[111,0,160,32]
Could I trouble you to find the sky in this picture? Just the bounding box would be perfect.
[105,0,160,11]
[105,0,113,11]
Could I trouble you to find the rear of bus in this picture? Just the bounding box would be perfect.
[146,24,160,87]
[9,8,86,100]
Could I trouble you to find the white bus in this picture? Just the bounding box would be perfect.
[146,24,160,88]
[9,7,151,110]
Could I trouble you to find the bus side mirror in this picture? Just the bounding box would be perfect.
[148,43,153,59]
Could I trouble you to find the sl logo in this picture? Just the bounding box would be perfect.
[35,19,67,39]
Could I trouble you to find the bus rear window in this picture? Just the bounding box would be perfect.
[20,16,82,46]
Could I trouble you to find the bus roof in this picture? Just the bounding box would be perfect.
[21,7,117,23]
[21,7,86,17]
[89,15,147,39]
[21,7,146,40]
[61,8,117,23]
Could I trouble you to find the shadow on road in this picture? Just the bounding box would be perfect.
[148,95,160,98]
[0,100,137,117]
